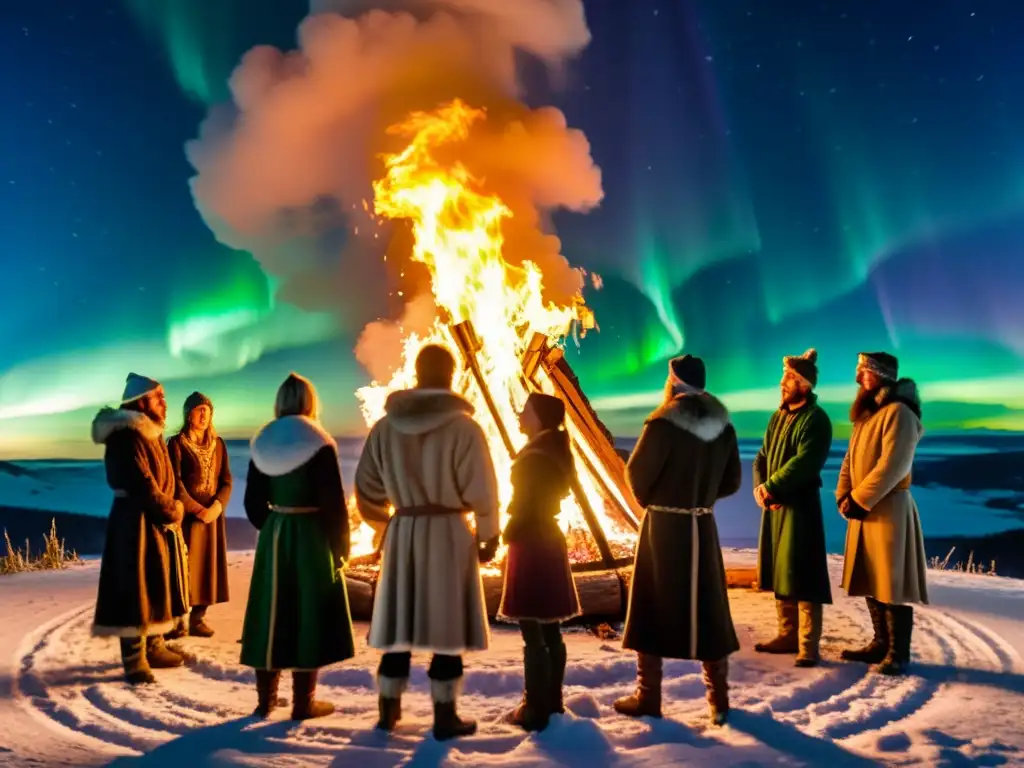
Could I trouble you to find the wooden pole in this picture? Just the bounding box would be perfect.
[450,320,516,458]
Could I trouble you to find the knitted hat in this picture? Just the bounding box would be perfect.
[857,351,899,382]
[668,354,706,391]
[121,373,161,404]
[784,348,819,388]
[525,392,566,430]
[183,391,213,420]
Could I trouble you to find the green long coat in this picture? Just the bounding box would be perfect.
[240,415,355,671]
[753,394,833,605]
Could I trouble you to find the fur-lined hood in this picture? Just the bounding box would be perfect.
[383,388,475,436]
[91,407,163,445]
[647,392,731,443]
[250,415,336,477]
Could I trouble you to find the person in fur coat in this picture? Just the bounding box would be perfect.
[167,391,233,639]
[837,352,928,676]
[615,355,743,726]
[498,392,581,732]
[240,373,355,720]
[91,373,190,684]
[753,349,833,667]
[355,344,501,741]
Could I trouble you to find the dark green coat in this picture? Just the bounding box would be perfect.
[240,415,355,671]
[753,394,833,604]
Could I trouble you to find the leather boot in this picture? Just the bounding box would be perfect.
[504,645,551,732]
[254,670,281,717]
[841,597,889,664]
[549,637,568,715]
[613,653,662,718]
[431,678,477,740]
[291,670,334,720]
[376,675,407,732]
[146,635,184,669]
[875,604,913,676]
[795,602,823,667]
[701,658,729,726]
[163,618,187,641]
[189,606,215,638]
[755,599,799,654]
[120,637,155,685]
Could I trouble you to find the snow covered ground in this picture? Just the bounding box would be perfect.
[2,551,1023,766]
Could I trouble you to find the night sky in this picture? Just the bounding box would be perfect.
[2,0,1022,458]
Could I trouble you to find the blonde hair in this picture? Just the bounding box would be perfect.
[274,372,320,420]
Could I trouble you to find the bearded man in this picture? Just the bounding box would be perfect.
[91,373,190,684]
[837,352,928,676]
[753,349,833,667]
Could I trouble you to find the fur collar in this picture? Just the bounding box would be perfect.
[91,407,163,445]
[647,392,731,442]
[383,388,475,435]
[249,415,336,477]
[851,378,922,423]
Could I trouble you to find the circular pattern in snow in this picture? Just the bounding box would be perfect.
[13,578,1024,767]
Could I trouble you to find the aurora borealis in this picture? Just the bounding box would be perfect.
[1,0,1023,458]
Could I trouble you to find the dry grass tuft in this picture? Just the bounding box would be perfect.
[1,519,80,575]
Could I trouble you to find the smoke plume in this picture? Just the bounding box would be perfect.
[186,0,602,351]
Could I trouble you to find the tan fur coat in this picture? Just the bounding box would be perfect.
[839,381,929,605]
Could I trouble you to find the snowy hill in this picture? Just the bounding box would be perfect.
[1,552,1022,766]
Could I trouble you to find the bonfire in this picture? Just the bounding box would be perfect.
[343,100,644,617]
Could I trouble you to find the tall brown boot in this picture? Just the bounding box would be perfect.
[431,678,477,740]
[754,599,799,654]
[504,645,551,732]
[841,597,889,664]
[613,653,662,718]
[254,670,281,717]
[701,657,729,726]
[291,670,334,720]
[795,602,823,668]
[120,637,155,685]
[376,675,407,732]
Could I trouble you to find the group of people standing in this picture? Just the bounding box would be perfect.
[89,341,928,738]
[91,379,232,684]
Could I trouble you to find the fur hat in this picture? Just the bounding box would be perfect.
[857,351,899,382]
[525,392,566,430]
[121,373,161,404]
[668,354,706,392]
[183,391,213,419]
[784,348,818,388]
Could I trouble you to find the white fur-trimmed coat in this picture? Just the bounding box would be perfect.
[355,389,500,655]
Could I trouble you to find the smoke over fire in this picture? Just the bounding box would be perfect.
[186,0,602,382]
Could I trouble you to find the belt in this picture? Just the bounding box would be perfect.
[647,505,714,516]
[269,505,318,515]
[393,505,467,518]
